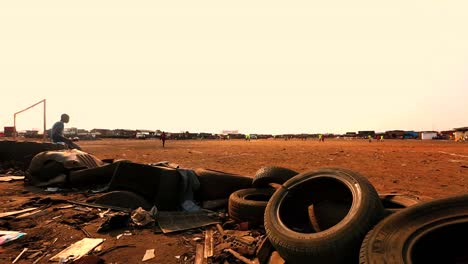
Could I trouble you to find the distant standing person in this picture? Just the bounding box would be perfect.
[319,134,325,142]
[160,131,167,148]
[50,114,82,150]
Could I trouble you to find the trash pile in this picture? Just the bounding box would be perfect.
[0,141,467,263]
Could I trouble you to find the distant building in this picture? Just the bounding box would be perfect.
[385,130,405,139]
[345,132,357,137]
[420,131,437,140]
[404,131,419,139]
[113,129,136,138]
[358,131,375,138]
[91,129,114,138]
[4,126,15,137]
[24,130,40,138]
[453,127,468,141]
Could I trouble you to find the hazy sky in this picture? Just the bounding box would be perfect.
[1,1,467,135]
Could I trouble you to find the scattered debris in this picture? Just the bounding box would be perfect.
[204,228,214,258]
[12,247,28,264]
[116,231,132,239]
[56,205,74,210]
[27,251,42,259]
[194,244,204,264]
[226,248,259,264]
[97,212,130,233]
[61,212,99,228]
[216,223,225,239]
[80,227,92,238]
[0,175,24,182]
[0,230,26,245]
[32,254,45,264]
[50,238,105,262]
[131,207,155,227]
[268,251,285,264]
[73,206,93,212]
[16,209,46,219]
[157,211,220,233]
[67,200,132,213]
[98,209,111,218]
[142,249,155,261]
[0,207,38,218]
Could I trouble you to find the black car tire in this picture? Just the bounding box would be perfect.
[264,168,384,264]
[228,188,275,226]
[252,166,298,188]
[360,194,468,264]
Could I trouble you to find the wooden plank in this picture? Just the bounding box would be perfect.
[142,249,155,261]
[0,176,24,182]
[16,209,43,219]
[0,208,38,218]
[49,238,104,262]
[204,229,214,258]
[194,243,204,264]
[268,251,285,264]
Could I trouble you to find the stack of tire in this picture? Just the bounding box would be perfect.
[228,166,468,264]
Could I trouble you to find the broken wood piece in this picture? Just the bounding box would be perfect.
[142,249,155,261]
[80,227,91,238]
[12,247,28,264]
[307,204,321,232]
[73,206,92,212]
[16,209,44,219]
[204,228,214,258]
[56,205,74,210]
[27,251,42,259]
[216,223,225,238]
[194,244,204,264]
[226,249,259,264]
[0,207,38,218]
[50,238,104,262]
[32,254,44,264]
[268,251,285,264]
[0,176,25,182]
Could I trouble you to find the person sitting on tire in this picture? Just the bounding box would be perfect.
[50,113,82,150]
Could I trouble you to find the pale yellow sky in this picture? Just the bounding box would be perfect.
[1,1,467,134]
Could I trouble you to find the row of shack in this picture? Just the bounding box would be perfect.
[3,127,468,141]
[347,127,468,141]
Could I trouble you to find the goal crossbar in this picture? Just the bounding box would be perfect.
[13,99,47,141]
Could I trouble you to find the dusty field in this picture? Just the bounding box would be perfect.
[1,138,468,263]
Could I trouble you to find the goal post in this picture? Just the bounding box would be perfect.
[13,99,47,142]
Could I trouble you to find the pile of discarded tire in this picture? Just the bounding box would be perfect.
[228,166,468,264]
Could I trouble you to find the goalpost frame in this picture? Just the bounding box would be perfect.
[13,99,47,142]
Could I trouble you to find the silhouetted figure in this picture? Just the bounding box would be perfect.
[160,131,167,148]
[50,113,82,150]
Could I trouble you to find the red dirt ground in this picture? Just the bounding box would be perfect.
[1,138,467,263]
